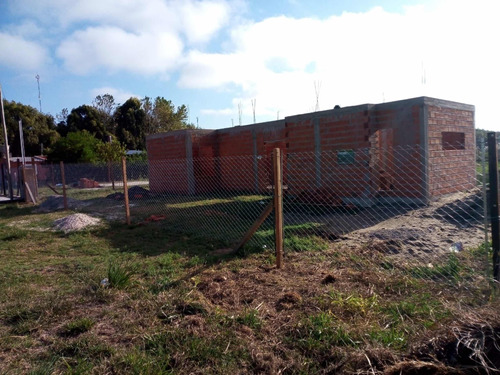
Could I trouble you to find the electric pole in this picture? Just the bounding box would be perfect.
[0,84,14,199]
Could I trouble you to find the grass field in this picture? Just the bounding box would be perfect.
[1,192,499,374]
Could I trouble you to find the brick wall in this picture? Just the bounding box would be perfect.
[146,97,475,202]
[426,105,475,197]
[147,130,191,193]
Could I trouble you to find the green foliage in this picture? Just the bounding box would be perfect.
[96,140,125,162]
[115,97,146,150]
[1,99,59,156]
[92,94,116,134]
[47,131,102,163]
[66,105,108,141]
[142,96,194,135]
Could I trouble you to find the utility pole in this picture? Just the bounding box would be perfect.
[0,84,14,199]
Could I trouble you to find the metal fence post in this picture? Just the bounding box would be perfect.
[273,148,284,269]
[122,156,131,225]
[487,132,500,282]
[60,161,68,210]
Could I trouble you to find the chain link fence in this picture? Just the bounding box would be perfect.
[27,141,494,292]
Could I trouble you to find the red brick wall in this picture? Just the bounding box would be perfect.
[146,97,475,202]
[147,131,190,193]
[426,106,475,197]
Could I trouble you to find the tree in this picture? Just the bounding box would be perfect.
[55,108,69,137]
[96,139,125,162]
[47,131,102,163]
[1,99,60,156]
[142,96,194,135]
[66,105,108,141]
[92,94,116,134]
[115,97,146,150]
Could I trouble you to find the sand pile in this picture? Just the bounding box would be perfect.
[53,213,101,233]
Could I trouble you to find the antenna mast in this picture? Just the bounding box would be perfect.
[238,102,242,126]
[35,74,42,112]
[314,80,321,111]
[251,98,256,123]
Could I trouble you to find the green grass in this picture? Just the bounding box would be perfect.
[237,308,262,329]
[60,318,95,337]
[292,312,359,353]
[0,195,497,375]
[107,261,133,288]
[409,254,463,280]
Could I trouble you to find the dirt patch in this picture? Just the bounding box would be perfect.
[338,190,485,263]
[35,195,91,213]
[53,214,101,233]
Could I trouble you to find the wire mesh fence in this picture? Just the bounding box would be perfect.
[27,141,495,292]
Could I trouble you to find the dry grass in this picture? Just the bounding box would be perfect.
[0,197,499,374]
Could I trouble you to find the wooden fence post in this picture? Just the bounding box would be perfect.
[487,132,500,282]
[21,164,28,202]
[60,161,68,210]
[273,148,284,269]
[122,156,131,225]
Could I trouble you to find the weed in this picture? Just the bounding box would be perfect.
[60,318,95,337]
[368,326,407,350]
[284,234,329,252]
[3,305,43,335]
[143,329,248,371]
[237,309,262,329]
[55,336,114,360]
[28,357,57,375]
[293,312,359,353]
[107,261,133,288]
[327,291,379,316]
[409,254,463,280]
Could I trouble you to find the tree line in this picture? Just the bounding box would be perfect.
[1,94,194,163]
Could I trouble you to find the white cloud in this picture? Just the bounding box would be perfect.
[0,32,49,71]
[181,0,500,128]
[57,26,183,75]
[178,0,232,44]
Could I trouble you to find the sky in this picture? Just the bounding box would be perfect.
[1,0,499,130]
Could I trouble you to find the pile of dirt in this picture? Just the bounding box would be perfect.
[341,190,485,260]
[106,186,152,200]
[35,196,90,213]
[53,213,101,233]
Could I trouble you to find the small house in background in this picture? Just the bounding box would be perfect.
[146,97,475,206]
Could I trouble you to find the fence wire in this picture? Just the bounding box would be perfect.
[30,142,494,290]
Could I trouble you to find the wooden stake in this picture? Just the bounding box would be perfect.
[232,200,274,253]
[60,161,68,210]
[122,156,131,225]
[487,132,500,282]
[273,148,284,269]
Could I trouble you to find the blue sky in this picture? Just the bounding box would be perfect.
[1,0,499,130]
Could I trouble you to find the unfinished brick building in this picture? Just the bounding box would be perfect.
[146,97,475,205]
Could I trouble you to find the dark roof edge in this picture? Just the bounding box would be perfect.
[146,128,214,141]
[373,96,474,112]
